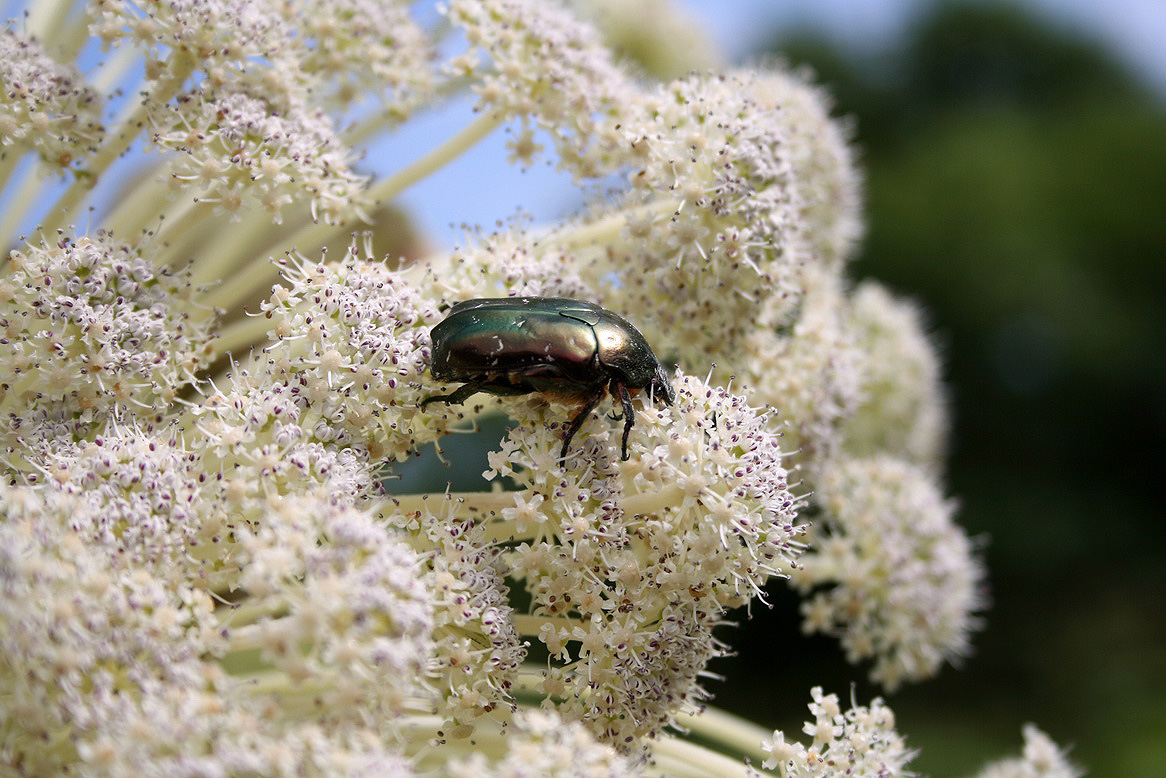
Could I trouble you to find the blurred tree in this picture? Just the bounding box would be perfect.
[727,3,1166,776]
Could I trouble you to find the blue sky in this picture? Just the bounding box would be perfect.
[388,0,1166,248]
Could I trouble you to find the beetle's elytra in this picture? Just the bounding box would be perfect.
[421,297,675,461]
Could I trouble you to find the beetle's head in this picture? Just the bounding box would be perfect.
[649,364,676,407]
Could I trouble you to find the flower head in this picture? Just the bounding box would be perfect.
[1,232,213,454]
[0,29,105,170]
[152,82,370,223]
[91,0,290,67]
[468,372,805,745]
[448,709,639,778]
[446,0,636,175]
[794,456,985,690]
[280,0,434,114]
[842,281,948,467]
[973,724,1082,778]
[252,253,445,461]
[0,484,219,774]
[231,495,437,727]
[579,70,813,366]
[760,686,915,777]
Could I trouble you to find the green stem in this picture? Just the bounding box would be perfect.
[90,39,143,95]
[102,165,176,239]
[673,707,775,767]
[198,110,505,313]
[26,0,75,46]
[0,157,36,247]
[648,736,761,778]
[187,206,288,287]
[217,598,288,631]
[0,146,24,193]
[52,3,96,64]
[149,197,215,266]
[621,485,684,515]
[341,75,474,148]
[548,198,680,252]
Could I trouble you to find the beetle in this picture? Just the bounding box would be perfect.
[421,297,675,461]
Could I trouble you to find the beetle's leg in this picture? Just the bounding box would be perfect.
[422,381,538,408]
[612,380,636,461]
[560,386,606,462]
[420,381,487,408]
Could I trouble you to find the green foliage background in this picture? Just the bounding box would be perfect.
[714,3,1166,775]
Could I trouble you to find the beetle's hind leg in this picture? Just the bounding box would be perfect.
[421,380,533,408]
[612,380,636,461]
[420,380,486,408]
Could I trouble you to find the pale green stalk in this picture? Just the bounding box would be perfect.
[41,51,197,234]
[89,39,142,94]
[187,206,295,287]
[101,168,176,239]
[512,615,578,636]
[674,707,775,767]
[648,737,758,778]
[48,2,95,63]
[340,76,474,148]
[25,0,75,44]
[0,159,36,244]
[550,198,680,251]
[0,144,23,192]
[198,110,506,311]
[149,198,218,265]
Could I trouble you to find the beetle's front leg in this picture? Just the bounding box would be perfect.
[612,380,636,461]
[560,386,606,462]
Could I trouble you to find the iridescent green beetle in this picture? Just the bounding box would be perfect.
[421,297,674,461]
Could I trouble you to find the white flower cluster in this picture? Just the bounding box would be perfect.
[566,0,720,80]
[580,70,810,366]
[973,725,1082,778]
[841,282,947,466]
[448,709,638,778]
[0,484,220,774]
[794,456,984,690]
[399,502,525,730]
[0,232,212,454]
[279,0,433,113]
[469,373,803,743]
[760,687,915,777]
[91,0,291,67]
[252,254,446,459]
[0,0,1072,773]
[0,29,105,170]
[446,0,635,175]
[153,84,371,223]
